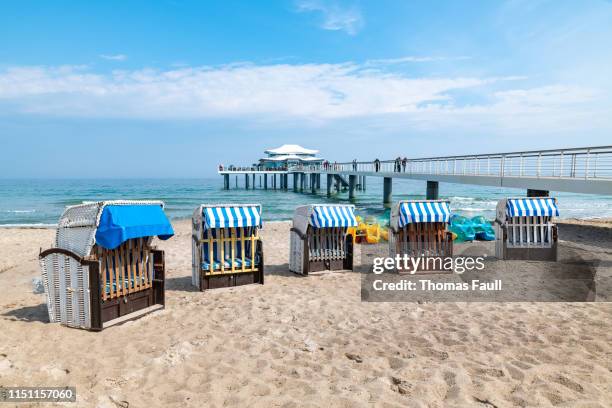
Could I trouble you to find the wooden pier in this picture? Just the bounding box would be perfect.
[219,146,612,203]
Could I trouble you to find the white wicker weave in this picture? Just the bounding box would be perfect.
[291,205,313,236]
[289,229,304,274]
[289,205,353,275]
[41,200,165,329]
[192,206,203,286]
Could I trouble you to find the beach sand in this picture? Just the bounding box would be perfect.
[0,220,611,407]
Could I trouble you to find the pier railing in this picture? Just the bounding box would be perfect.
[219,166,288,172]
[288,146,612,180]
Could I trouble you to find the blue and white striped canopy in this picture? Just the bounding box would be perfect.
[310,205,357,228]
[202,205,262,230]
[506,198,559,217]
[398,201,451,227]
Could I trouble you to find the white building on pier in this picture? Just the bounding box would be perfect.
[258,144,324,170]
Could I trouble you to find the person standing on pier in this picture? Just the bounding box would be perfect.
[402,157,407,172]
[374,158,380,172]
[353,159,357,171]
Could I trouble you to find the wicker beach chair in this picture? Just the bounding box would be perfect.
[39,201,174,330]
[192,204,264,290]
[289,204,357,275]
[494,197,559,261]
[389,200,453,273]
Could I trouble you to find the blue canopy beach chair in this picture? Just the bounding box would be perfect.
[192,204,264,290]
[39,201,174,330]
[289,204,357,275]
[495,197,559,261]
[389,200,453,273]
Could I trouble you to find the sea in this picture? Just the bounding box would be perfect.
[1,178,611,227]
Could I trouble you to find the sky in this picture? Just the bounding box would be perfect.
[1,0,611,178]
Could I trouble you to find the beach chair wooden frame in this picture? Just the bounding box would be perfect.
[494,197,559,261]
[192,204,264,291]
[38,201,171,330]
[389,200,453,274]
[289,205,356,275]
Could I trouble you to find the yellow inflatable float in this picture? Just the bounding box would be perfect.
[349,216,388,244]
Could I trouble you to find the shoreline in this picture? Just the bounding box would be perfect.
[2,216,612,230]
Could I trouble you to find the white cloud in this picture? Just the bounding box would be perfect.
[0,62,606,136]
[296,0,363,35]
[400,84,608,134]
[493,85,602,108]
[99,54,127,61]
[366,56,471,65]
[0,63,516,119]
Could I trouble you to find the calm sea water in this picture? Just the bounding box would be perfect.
[1,178,611,226]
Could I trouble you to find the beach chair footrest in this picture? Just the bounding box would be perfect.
[308,259,347,273]
[199,268,264,291]
[502,245,558,261]
[99,287,159,328]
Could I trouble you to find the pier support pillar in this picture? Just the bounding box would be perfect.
[300,173,305,191]
[245,174,250,189]
[273,174,277,190]
[527,189,549,197]
[316,174,321,189]
[426,181,439,200]
[326,174,332,196]
[252,174,256,189]
[349,175,357,200]
[363,176,366,191]
[383,177,392,204]
[264,174,268,189]
[235,176,238,188]
[293,173,298,192]
[223,174,230,190]
[311,174,316,194]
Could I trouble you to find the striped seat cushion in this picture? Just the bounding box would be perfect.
[104,276,148,294]
[202,256,258,270]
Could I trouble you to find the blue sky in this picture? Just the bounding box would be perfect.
[1,0,611,177]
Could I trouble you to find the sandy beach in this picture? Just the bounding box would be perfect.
[1,219,611,407]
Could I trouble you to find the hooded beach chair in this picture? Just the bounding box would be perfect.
[494,197,559,261]
[289,204,357,275]
[39,201,174,330]
[389,200,453,273]
[192,204,264,290]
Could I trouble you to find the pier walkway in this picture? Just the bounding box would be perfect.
[219,146,612,203]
